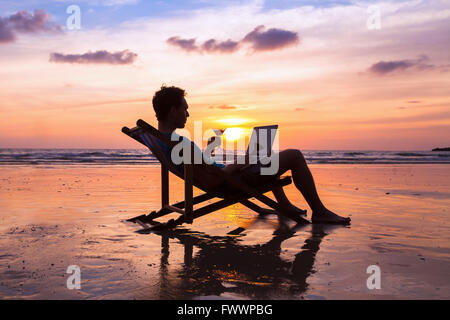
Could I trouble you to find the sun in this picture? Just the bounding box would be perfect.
[223,127,244,141]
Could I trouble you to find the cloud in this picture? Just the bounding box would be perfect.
[49,50,138,65]
[167,25,299,54]
[167,37,240,54]
[0,9,62,44]
[201,39,240,53]
[0,19,15,43]
[368,55,434,75]
[294,107,305,111]
[166,36,199,52]
[242,25,300,51]
[209,104,238,109]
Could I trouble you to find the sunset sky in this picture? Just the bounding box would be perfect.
[0,0,449,150]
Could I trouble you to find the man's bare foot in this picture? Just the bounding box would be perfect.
[311,208,351,224]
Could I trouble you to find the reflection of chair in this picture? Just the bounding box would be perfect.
[154,223,334,299]
[122,119,308,231]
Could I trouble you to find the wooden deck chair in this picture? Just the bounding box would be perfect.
[122,119,309,232]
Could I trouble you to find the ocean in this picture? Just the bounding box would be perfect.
[0,148,449,165]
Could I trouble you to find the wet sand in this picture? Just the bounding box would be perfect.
[0,164,449,299]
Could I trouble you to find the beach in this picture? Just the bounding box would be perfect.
[1,0,449,304]
[0,163,449,299]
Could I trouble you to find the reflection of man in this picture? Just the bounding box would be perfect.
[152,85,350,224]
[157,223,340,298]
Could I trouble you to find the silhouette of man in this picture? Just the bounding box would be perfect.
[152,85,350,224]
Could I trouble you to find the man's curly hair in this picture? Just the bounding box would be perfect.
[152,85,186,121]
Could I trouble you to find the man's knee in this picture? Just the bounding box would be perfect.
[287,149,306,164]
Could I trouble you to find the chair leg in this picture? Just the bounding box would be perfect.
[161,166,169,207]
[128,193,215,223]
[140,196,246,231]
[240,199,277,215]
[184,164,193,224]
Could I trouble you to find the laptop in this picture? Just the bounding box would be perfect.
[245,125,278,164]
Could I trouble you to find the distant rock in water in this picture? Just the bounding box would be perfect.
[432,147,450,151]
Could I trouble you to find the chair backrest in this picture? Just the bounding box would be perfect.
[139,130,185,180]
[123,119,222,189]
[122,122,186,180]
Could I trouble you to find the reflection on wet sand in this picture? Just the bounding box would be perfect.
[153,221,343,299]
[2,165,448,299]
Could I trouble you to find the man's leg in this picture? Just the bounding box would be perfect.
[272,187,307,216]
[276,149,351,224]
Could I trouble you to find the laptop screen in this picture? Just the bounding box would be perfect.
[246,125,278,160]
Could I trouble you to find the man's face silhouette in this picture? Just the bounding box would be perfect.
[170,97,189,129]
